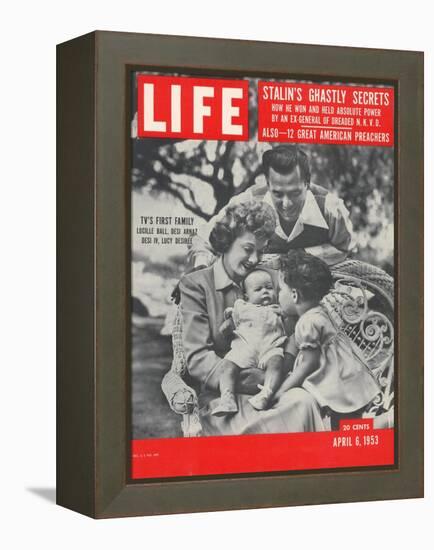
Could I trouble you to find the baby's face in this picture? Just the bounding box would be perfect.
[244,270,276,306]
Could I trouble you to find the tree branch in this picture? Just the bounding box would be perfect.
[168,179,205,212]
[158,179,212,220]
[236,165,264,195]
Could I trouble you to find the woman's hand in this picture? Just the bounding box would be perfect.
[219,317,235,339]
[236,368,266,395]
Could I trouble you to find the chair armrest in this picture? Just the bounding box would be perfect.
[161,369,198,415]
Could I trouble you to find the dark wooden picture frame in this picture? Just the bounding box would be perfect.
[57,31,423,518]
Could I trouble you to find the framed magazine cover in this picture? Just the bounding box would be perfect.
[57,31,423,518]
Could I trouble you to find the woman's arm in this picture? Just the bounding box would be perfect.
[274,348,320,399]
[179,273,226,390]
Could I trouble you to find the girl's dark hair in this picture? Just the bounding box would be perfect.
[209,199,276,254]
[262,145,311,184]
[281,250,333,302]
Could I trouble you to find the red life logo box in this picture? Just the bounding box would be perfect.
[137,75,249,141]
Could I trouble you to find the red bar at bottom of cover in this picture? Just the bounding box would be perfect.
[131,426,394,479]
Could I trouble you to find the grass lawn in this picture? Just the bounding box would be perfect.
[131,317,183,439]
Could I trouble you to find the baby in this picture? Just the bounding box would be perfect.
[212,268,287,416]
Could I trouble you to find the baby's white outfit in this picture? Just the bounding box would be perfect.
[224,299,287,370]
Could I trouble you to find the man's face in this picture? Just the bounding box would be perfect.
[267,166,308,222]
[244,270,276,306]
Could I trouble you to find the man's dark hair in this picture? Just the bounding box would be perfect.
[262,145,311,184]
[281,250,332,302]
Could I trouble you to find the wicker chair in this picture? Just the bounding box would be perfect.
[161,258,395,436]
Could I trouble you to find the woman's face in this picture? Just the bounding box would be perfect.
[223,231,268,283]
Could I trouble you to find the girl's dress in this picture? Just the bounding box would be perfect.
[294,305,380,413]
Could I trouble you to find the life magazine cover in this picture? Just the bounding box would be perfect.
[130,72,395,479]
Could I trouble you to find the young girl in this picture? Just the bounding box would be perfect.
[276,250,380,415]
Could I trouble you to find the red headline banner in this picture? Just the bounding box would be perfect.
[137,75,249,140]
[258,82,394,147]
[131,422,394,479]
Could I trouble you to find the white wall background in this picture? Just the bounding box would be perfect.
[1,0,432,547]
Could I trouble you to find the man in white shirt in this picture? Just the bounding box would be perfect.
[188,145,355,269]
